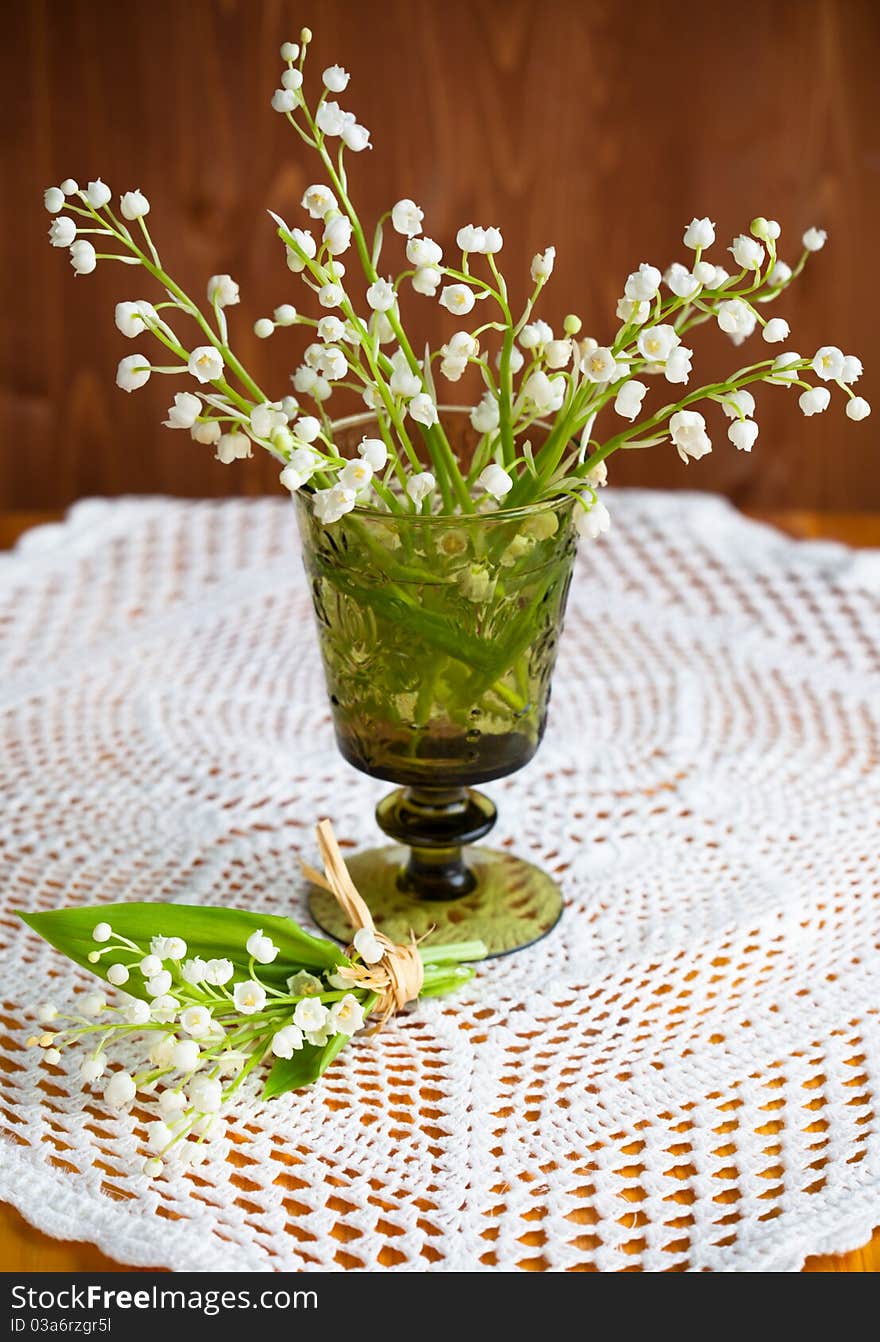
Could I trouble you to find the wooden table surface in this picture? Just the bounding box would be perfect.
[1,504,878,1274]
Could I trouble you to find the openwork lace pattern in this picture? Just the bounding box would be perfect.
[1,492,878,1272]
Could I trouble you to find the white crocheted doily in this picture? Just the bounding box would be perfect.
[1,492,878,1272]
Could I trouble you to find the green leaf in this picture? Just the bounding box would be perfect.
[263,1034,347,1098]
[263,993,379,1098]
[19,903,345,1000]
[262,992,378,1098]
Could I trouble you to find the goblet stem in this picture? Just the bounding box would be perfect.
[374,786,497,900]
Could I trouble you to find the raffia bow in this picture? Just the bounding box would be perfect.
[301,818,424,1023]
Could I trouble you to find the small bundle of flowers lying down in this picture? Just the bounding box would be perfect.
[22,823,485,1177]
[42,27,868,535]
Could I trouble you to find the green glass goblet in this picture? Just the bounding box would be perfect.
[296,411,579,956]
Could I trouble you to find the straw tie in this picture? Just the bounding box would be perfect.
[301,818,424,1021]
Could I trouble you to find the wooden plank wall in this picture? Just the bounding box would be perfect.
[3,0,877,509]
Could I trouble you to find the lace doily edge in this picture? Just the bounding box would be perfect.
[0,1162,266,1273]
[1,1162,876,1274]
[0,497,167,580]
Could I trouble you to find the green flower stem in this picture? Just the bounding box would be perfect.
[413,656,443,730]
[439,264,505,307]
[464,563,564,700]
[222,1042,268,1100]
[506,367,596,505]
[386,308,473,513]
[66,170,826,514]
[211,295,228,344]
[282,223,429,486]
[488,680,527,712]
[372,477,406,514]
[346,345,423,479]
[321,329,414,494]
[336,514,445,582]
[137,216,161,268]
[512,278,546,339]
[577,360,810,478]
[488,255,516,467]
[78,200,267,406]
[516,260,814,501]
[145,324,258,426]
[308,541,530,714]
[506,416,570,506]
[465,431,497,487]
[374,413,411,494]
[606,260,794,391]
[337,318,420,472]
[291,98,472,512]
[313,560,498,673]
[422,939,488,965]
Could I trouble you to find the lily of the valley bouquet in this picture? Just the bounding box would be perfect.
[43,28,869,534]
[24,823,484,1176]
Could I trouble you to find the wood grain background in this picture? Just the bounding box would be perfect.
[3,0,878,510]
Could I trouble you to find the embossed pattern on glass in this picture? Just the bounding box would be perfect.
[296,492,577,788]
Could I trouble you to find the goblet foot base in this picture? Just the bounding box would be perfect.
[307,844,563,958]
